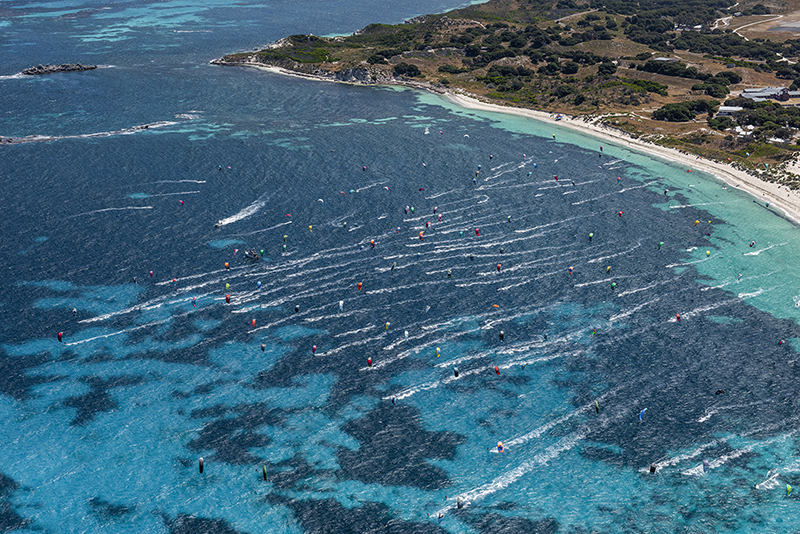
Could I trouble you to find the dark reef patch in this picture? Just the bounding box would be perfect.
[336,404,465,490]
[0,350,63,401]
[460,511,559,534]
[268,495,448,534]
[0,472,31,532]
[165,513,249,534]
[186,403,280,464]
[64,375,145,425]
[89,496,134,518]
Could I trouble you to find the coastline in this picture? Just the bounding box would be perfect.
[215,59,800,225]
[444,91,800,225]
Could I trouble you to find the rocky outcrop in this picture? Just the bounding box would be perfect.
[212,55,396,84]
[310,66,395,84]
[22,63,97,76]
[211,55,450,94]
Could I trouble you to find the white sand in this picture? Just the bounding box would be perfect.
[445,92,800,224]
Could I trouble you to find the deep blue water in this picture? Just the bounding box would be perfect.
[4,1,800,533]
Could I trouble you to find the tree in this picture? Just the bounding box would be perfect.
[597,62,617,76]
[465,44,481,57]
[561,61,580,74]
[394,62,420,77]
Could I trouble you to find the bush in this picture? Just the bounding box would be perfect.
[554,84,578,98]
[708,116,734,130]
[598,62,617,76]
[717,71,742,84]
[539,62,561,75]
[465,44,481,57]
[367,54,387,64]
[652,100,719,122]
[510,36,527,48]
[561,61,580,74]
[393,62,421,77]
[438,64,467,74]
[692,83,729,98]
[653,103,695,122]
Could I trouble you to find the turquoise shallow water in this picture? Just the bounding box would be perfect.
[3,1,800,533]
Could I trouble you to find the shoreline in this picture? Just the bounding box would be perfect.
[214,59,800,225]
[444,91,800,225]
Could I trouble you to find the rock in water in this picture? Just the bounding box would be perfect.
[22,63,97,75]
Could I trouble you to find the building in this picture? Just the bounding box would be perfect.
[717,106,743,116]
[737,87,800,106]
[740,87,791,102]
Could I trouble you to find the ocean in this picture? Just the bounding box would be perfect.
[2,1,800,532]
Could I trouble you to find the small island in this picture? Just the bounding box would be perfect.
[22,63,97,76]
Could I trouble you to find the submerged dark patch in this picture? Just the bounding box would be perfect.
[461,512,559,534]
[64,375,145,426]
[0,350,62,401]
[268,495,447,534]
[0,472,31,532]
[89,496,134,517]
[336,405,465,490]
[165,513,249,534]
[186,403,280,464]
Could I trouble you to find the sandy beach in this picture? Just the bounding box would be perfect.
[217,60,800,225]
[444,91,800,225]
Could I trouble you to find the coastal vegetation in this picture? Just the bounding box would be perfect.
[216,0,800,187]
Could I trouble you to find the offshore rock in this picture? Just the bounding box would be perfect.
[22,63,97,75]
